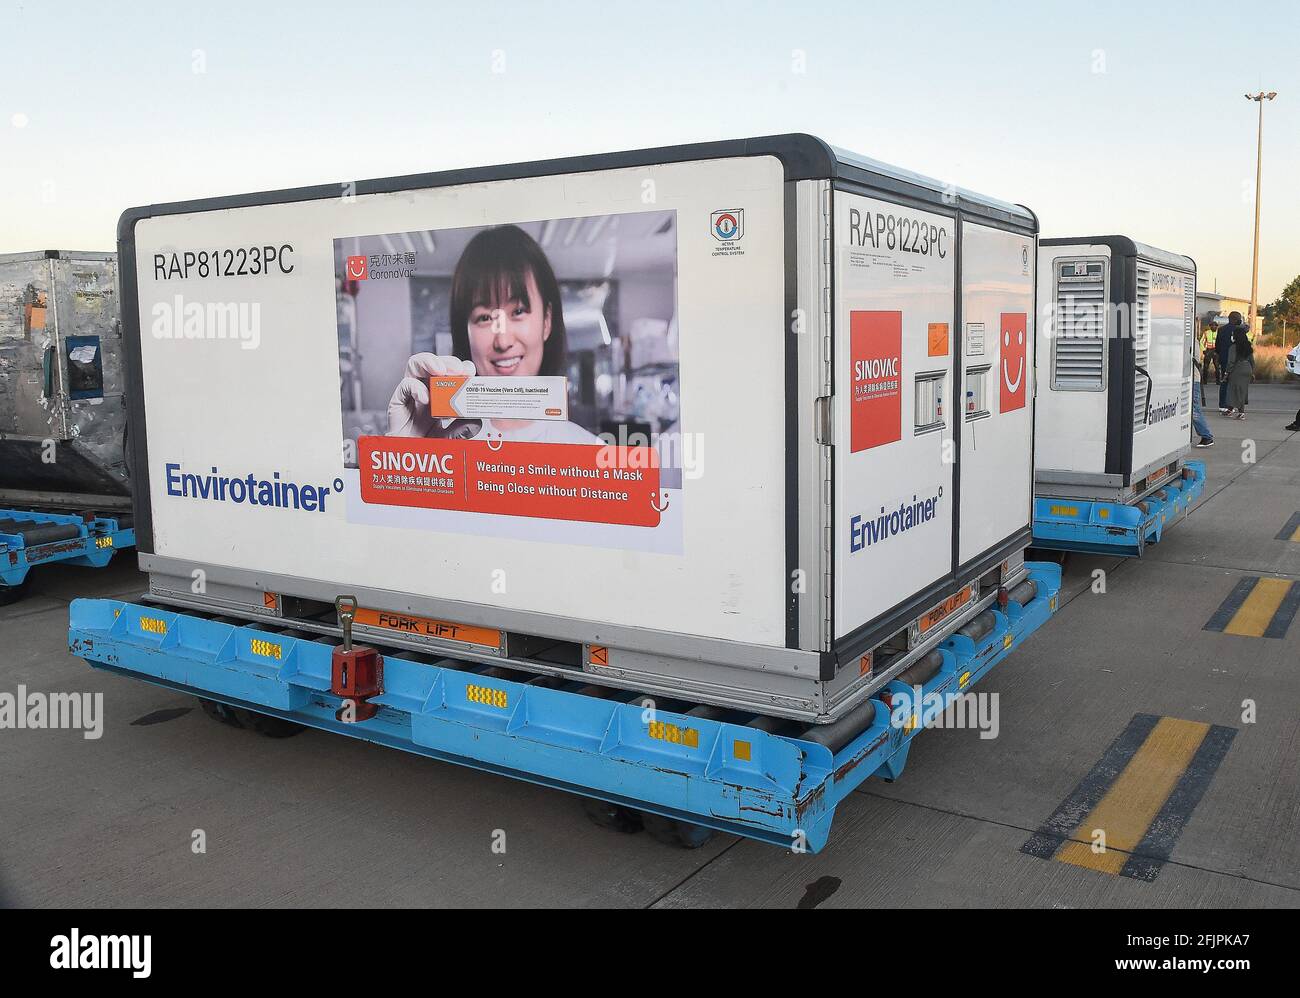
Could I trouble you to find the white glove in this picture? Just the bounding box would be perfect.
[387,353,476,437]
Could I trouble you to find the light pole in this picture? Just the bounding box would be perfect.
[1245,91,1277,337]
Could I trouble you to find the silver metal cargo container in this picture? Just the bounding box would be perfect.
[120,135,1039,722]
[0,250,130,511]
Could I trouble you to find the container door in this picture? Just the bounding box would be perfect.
[1033,247,1111,480]
[1129,264,1194,477]
[957,222,1035,566]
[832,191,956,639]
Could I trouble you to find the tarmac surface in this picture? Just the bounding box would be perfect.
[3,382,1298,908]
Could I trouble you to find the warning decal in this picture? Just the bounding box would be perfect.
[927,322,950,357]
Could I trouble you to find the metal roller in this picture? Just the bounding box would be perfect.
[896,649,945,688]
[1008,579,1038,607]
[0,519,82,544]
[959,610,999,642]
[685,704,731,721]
[800,699,878,754]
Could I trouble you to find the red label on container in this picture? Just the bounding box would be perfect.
[358,436,662,527]
[850,310,903,452]
[999,312,1027,413]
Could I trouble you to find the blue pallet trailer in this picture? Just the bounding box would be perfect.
[1031,461,1205,559]
[1,509,136,596]
[68,563,1059,852]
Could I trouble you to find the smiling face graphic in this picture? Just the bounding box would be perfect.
[999,312,1027,413]
[1002,330,1024,391]
[346,255,368,280]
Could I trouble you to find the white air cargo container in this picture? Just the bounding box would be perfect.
[1036,237,1196,500]
[119,135,1039,722]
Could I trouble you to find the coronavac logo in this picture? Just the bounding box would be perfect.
[710,209,744,241]
[346,255,369,280]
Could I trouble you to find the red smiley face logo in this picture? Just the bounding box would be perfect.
[346,255,369,280]
[999,312,1027,413]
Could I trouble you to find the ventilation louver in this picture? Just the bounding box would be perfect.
[1134,267,1151,430]
[1052,260,1106,391]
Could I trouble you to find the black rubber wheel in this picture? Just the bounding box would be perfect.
[240,710,306,739]
[197,699,305,737]
[581,797,644,834]
[640,812,716,849]
[198,697,244,727]
[0,581,28,606]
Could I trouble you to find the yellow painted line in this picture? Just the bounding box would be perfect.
[1225,577,1292,637]
[1056,717,1209,875]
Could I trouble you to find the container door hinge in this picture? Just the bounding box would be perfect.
[814,396,833,445]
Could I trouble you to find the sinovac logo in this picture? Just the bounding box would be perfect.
[849,488,943,553]
[370,449,456,476]
[854,356,900,382]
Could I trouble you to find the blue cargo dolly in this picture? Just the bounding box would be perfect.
[1031,460,1205,558]
[1,508,136,590]
[68,563,1059,852]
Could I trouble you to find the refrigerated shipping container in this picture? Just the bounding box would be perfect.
[1032,237,1205,556]
[70,135,1059,849]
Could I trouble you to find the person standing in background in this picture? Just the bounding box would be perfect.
[1200,322,1220,386]
[1216,312,1243,413]
[1225,324,1254,420]
[1192,345,1214,447]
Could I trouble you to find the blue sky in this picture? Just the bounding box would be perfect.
[3,0,1297,301]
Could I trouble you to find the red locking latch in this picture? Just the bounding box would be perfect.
[331,595,383,722]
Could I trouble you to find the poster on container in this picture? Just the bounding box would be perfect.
[334,211,683,553]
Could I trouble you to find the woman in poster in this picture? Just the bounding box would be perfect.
[386,224,600,445]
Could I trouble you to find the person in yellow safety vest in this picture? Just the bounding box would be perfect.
[1201,321,1221,384]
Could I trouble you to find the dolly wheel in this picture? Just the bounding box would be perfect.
[640,812,716,849]
[197,697,244,727]
[581,797,644,834]
[196,699,304,737]
[243,706,305,738]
